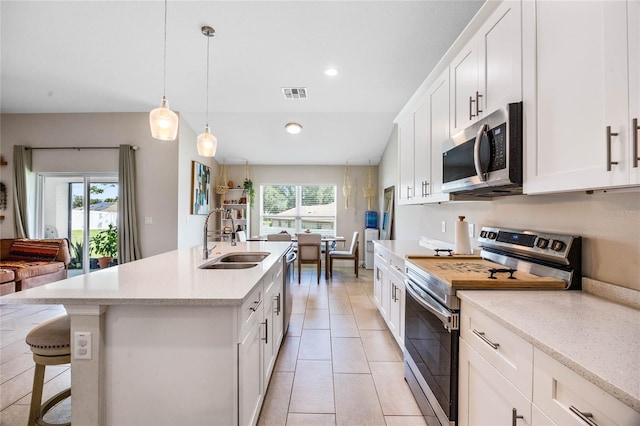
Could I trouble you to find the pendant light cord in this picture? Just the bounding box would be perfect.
[205,34,210,127]
[162,0,168,97]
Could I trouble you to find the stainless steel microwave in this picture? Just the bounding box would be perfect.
[442,102,523,197]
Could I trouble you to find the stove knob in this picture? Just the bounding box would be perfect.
[488,232,497,239]
[480,231,488,238]
[536,238,549,249]
[551,240,565,252]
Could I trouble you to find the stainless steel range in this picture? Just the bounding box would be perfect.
[403,227,582,426]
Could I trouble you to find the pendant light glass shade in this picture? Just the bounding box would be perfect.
[150,96,179,140]
[197,124,218,157]
[150,0,179,141]
[197,25,217,157]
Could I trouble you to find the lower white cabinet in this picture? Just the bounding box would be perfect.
[459,301,640,426]
[238,304,264,426]
[459,339,533,426]
[238,260,284,426]
[387,262,405,348]
[533,348,640,426]
[373,243,405,349]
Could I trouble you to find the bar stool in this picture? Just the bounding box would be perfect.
[25,314,71,426]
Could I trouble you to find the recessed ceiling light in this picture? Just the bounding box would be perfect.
[285,122,303,135]
[324,68,339,77]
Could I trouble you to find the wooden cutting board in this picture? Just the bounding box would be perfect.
[407,256,566,290]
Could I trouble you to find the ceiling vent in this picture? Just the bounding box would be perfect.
[282,87,308,99]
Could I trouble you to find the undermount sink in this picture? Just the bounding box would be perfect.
[200,262,258,270]
[219,252,270,263]
[198,251,271,270]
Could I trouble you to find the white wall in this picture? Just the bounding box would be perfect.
[0,113,182,257]
[377,126,640,291]
[176,120,220,249]
[225,164,378,261]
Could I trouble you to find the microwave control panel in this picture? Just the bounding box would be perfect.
[488,122,507,172]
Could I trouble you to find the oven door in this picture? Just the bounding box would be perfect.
[404,278,459,426]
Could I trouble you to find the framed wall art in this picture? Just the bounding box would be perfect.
[191,161,211,215]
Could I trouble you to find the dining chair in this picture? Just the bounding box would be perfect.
[329,231,359,278]
[296,233,322,284]
[267,233,292,241]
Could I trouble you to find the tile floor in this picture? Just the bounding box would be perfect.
[0,266,434,426]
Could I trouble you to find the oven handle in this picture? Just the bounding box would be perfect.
[405,279,458,331]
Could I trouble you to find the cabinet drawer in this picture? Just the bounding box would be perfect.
[374,246,389,264]
[533,348,640,426]
[387,253,405,275]
[238,281,263,339]
[460,302,533,398]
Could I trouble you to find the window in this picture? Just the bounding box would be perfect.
[260,184,336,236]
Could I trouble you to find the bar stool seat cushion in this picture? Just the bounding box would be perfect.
[26,315,71,357]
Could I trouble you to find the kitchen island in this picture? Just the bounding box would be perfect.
[0,241,291,426]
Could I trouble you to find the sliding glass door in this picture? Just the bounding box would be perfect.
[37,174,118,275]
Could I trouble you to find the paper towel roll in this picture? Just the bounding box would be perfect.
[455,216,472,255]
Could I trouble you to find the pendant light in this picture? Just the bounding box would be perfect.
[149,0,179,141]
[197,26,217,157]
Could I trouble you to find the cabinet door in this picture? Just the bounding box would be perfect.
[428,70,450,200]
[387,266,405,348]
[413,97,431,202]
[373,261,383,309]
[238,315,263,426]
[398,115,415,203]
[630,0,640,185]
[262,296,275,385]
[450,38,480,135]
[458,339,532,426]
[272,283,284,351]
[379,265,390,320]
[479,0,522,115]
[524,1,630,193]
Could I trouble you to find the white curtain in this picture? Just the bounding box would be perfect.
[13,145,31,238]
[118,145,142,263]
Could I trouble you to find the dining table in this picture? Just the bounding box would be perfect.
[249,234,346,279]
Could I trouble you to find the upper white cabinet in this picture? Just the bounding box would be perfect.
[450,0,522,135]
[523,0,640,193]
[397,69,451,205]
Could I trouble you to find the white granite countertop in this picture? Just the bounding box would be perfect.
[458,289,640,412]
[373,240,440,258]
[0,241,291,306]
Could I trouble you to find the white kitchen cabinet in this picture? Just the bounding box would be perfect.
[386,261,405,348]
[397,69,451,205]
[459,339,532,426]
[450,0,522,135]
[523,0,640,193]
[238,302,264,426]
[398,114,415,203]
[459,301,534,426]
[374,245,390,318]
[263,261,283,383]
[533,348,640,426]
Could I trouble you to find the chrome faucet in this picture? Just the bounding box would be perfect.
[203,207,225,259]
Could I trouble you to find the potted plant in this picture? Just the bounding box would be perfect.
[243,178,255,205]
[91,224,118,268]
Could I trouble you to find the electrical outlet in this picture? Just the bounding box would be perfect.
[441,221,446,233]
[469,223,475,240]
[74,331,92,360]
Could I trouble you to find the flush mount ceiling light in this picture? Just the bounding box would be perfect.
[285,122,303,135]
[149,0,179,141]
[197,25,217,157]
[324,68,339,77]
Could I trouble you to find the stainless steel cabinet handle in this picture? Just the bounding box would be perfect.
[249,299,262,312]
[469,96,476,120]
[511,408,524,426]
[606,126,619,171]
[376,267,381,280]
[476,91,483,115]
[569,405,598,426]
[472,329,500,350]
[406,186,412,199]
[391,284,396,302]
[633,118,639,168]
[274,294,281,315]
[261,318,269,344]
